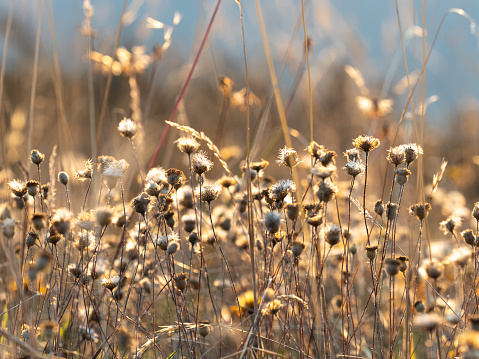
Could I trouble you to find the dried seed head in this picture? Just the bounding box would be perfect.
[439,216,462,235]
[387,146,405,167]
[31,212,47,231]
[473,202,479,221]
[75,159,93,181]
[96,207,113,227]
[426,259,443,279]
[312,164,336,180]
[8,180,27,197]
[26,180,39,197]
[167,241,179,255]
[58,171,69,186]
[408,203,431,221]
[26,231,38,249]
[315,181,337,203]
[165,168,184,187]
[263,211,283,234]
[401,143,423,165]
[395,168,411,186]
[132,193,150,215]
[277,146,300,169]
[284,203,300,221]
[306,214,322,228]
[414,300,425,313]
[352,135,380,153]
[219,76,234,98]
[469,315,479,331]
[385,258,400,276]
[30,149,45,165]
[307,141,324,160]
[291,240,305,258]
[396,256,409,272]
[2,218,16,239]
[182,214,197,233]
[319,151,337,166]
[344,148,361,162]
[118,117,137,138]
[325,225,341,247]
[101,275,120,291]
[188,232,200,246]
[250,159,269,172]
[230,88,260,111]
[144,181,161,197]
[191,151,213,175]
[197,184,222,203]
[217,176,237,189]
[76,211,96,231]
[386,202,398,221]
[343,161,365,178]
[37,251,52,271]
[52,208,73,235]
[175,136,200,155]
[414,313,442,332]
[173,272,188,291]
[366,245,378,261]
[461,229,477,247]
[99,158,129,189]
[269,179,296,202]
[374,200,384,217]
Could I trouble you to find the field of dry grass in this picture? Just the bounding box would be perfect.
[2,1,479,358]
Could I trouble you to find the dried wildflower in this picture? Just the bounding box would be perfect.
[173,272,188,292]
[52,208,73,235]
[74,230,96,251]
[396,256,409,272]
[219,76,234,98]
[217,176,237,189]
[167,240,179,255]
[250,159,269,172]
[315,181,337,203]
[325,225,341,247]
[385,258,400,276]
[269,179,296,202]
[175,136,200,155]
[118,117,137,138]
[366,245,378,261]
[307,141,325,160]
[165,168,184,187]
[401,143,423,165]
[263,299,284,316]
[31,212,47,231]
[343,161,365,178]
[230,88,260,111]
[291,240,305,258]
[312,164,336,180]
[188,232,200,246]
[101,275,120,291]
[191,151,213,175]
[426,259,443,279]
[8,180,27,197]
[144,181,161,197]
[263,211,283,234]
[344,148,361,162]
[461,229,477,247]
[386,202,398,221]
[303,202,322,216]
[95,207,113,228]
[197,184,222,203]
[473,202,479,221]
[42,184,49,199]
[99,158,129,189]
[37,251,52,271]
[387,146,405,167]
[68,263,82,278]
[48,229,62,246]
[319,151,337,166]
[25,232,38,249]
[30,149,45,165]
[182,214,197,233]
[25,180,39,198]
[352,135,380,153]
[439,216,462,235]
[284,203,300,221]
[145,166,167,185]
[132,193,150,215]
[58,171,69,186]
[414,300,425,313]
[356,96,393,118]
[75,159,93,181]
[306,214,322,228]
[277,146,300,169]
[409,203,431,221]
[395,168,411,186]
[413,312,442,331]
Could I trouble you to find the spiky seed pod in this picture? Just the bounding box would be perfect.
[175,136,200,155]
[26,232,38,249]
[315,181,338,203]
[395,168,412,186]
[284,203,300,221]
[165,168,184,187]
[191,151,213,175]
[325,225,341,247]
[277,146,300,169]
[26,181,39,197]
[385,258,400,276]
[366,245,378,261]
[31,212,47,231]
[58,172,69,186]
[48,228,62,246]
[396,256,409,272]
[426,259,443,279]
[269,179,295,203]
[386,202,398,221]
[409,203,432,221]
[461,229,476,247]
[132,193,150,215]
[402,143,423,165]
[291,240,305,258]
[374,200,384,217]
[352,135,380,153]
[30,149,45,165]
[173,273,188,292]
[387,146,405,167]
[263,211,283,234]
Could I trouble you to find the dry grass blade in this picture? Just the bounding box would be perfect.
[429,159,447,202]
[166,120,236,180]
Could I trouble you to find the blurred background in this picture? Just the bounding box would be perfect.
[1,0,479,203]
